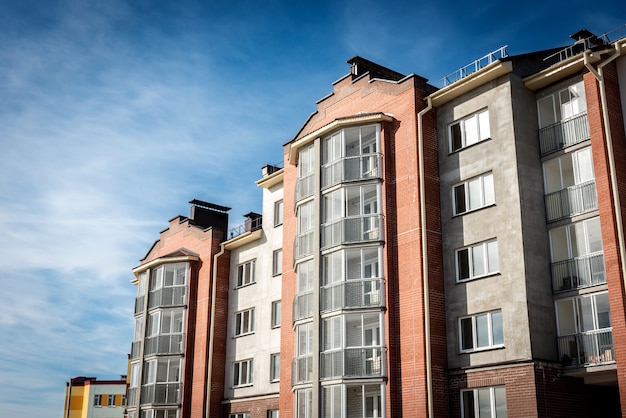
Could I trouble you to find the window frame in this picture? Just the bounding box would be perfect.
[274,200,283,227]
[453,172,495,216]
[232,359,254,387]
[459,310,504,353]
[236,260,256,288]
[270,353,280,382]
[272,249,282,276]
[235,308,255,337]
[229,413,250,418]
[271,300,281,328]
[461,386,507,418]
[94,394,103,407]
[449,108,491,153]
[455,240,499,282]
[107,394,116,407]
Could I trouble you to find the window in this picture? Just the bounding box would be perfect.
[233,359,253,387]
[143,358,181,385]
[549,217,603,262]
[230,413,250,418]
[543,147,594,194]
[556,292,611,335]
[235,308,255,336]
[150,263,187,290]
[297,322,314,356]
[298,201,314,234]
[274,200,283,226]
[153,411,178,418]
[94,394,103,407]
[108,394,116,407]
[272,250,282,276]
[456,240,499,281]
[299,145,314,177]
[271,300,281,328]
[236,260,256,288]
[450,109,490,152]
[460,310,504,352]
[267,411,279,418]
[538,81,587,128]
[134,317,144,341]
[270,353,280,382]
[130,363,139,388]
[461,386,507,418]
[146,309,185,337]
[296,388,312,418]
[453,172,495,215]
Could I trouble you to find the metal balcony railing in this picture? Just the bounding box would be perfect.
[148,287,186,308]
[551,252,606,292]
[545,180,598,222]
[320,278,384,312]
[293,291,314,322]
[229,216,262,239]
[439,46,508,87]
[320,347,384,379]
[135,296,145,314]
[295,173,315,203]
[321,153,383,189]
[294,230,315,261]
[539,112,590,156]
[292,355,313,385]
[321,214,383,249]
[140,382,181,405]
[557,328,614,367]
[143,334,185,356]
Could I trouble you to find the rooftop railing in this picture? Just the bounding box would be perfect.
[228,216,262,240]
[439,46,508,87]
[544,24,626,65]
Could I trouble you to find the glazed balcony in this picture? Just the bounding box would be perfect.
[545,180,597,222]
[295,173,315,203]
[143,334,185,356]
[292,355,313,385]
[321,153,383,189]
[320,278,384,312]
[148,287,186,308]
[130,341,141,360]
[321,214,383,249]
[135,296,145,314]
[140,382,181,405]
[551,252,606,292]
[557,328,614,367]
[294,230,315,261]
[127,388,138,407]
[320,347,384,379]
[292,291,314,322]
[539,112,590,156]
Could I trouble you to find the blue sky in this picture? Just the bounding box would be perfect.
[0,0,624,416]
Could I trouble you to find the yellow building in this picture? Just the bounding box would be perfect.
[63,376,127,418]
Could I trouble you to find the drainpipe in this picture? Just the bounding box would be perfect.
[205,242,227,418]
[583,43,626,299]
[417,95,434,418]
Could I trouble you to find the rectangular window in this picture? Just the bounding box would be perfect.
[233,359,253,387]
[450,109,490,152]
[272,250,282,276]
[271,300,281,328]
[94,394,103,407]
[296,388,313,418]
[297,322,314,356]
[461,386,507,418]
[453,172,495,215]
[235,309,255,336]
[274,200,283,227]
[267,411,279,418]
[236,260,256,288]
[556,291,611,335]
[538,80,587,128]
[229,413,250,418]
[108,394,116,407]
[456,240,499,281]
[270,353,280,382]
[460,310,504,352]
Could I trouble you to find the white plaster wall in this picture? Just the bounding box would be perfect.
[224,179,283,400]
[87,383,127,418]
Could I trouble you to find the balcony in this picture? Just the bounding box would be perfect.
[293,291,314,322]
[140,382,181,405]
[545,180,598,222]
[295,173,315,203]
[130,341,141,360]
[557,329,614,367]
[292,355,313,385]
[228,214,262,240]
[135,296,145,314]
[321,153,383,189]
[294,230,315,261]
[143,334,185,356]
[320,347,384,379]
[148,287,186,308]
[321,214,383,249]
[539,112,590,156]
[321,278,384,312]
[551,252,606,292]
[127,387,138,407]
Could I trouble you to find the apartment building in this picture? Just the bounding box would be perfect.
[63,376,127,418]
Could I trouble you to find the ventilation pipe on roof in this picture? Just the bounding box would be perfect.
[583,42,626,303]
[417,96,434,418]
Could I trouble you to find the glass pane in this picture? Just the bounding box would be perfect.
[477,388,492,418]
[345,127,360,157]
[361,125,377,153]
[478,110,490,140]
[578,297,595,332]
[494,386,507,418]
[549,227,570,262]
[595,293,611,329]
[465,115,479,146]
[454,184,467,214]
[561,155,575,188]
[483,173,494,206]
[457,249,470,280]
[586,218,603,254]
[575,148,594,184]
[556,299,576,335]
[346,249,361,280]
[487,241,499,274]
[468,177,482,210]
[560,89,573,119]
[491,311,503,345]
[462,391,475,418]
[538,96,556,128]
[451,123,462,151]
[476,314,490,347]
[543,158,563,193]
[472,244,486,277]
[461,318,473,350]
